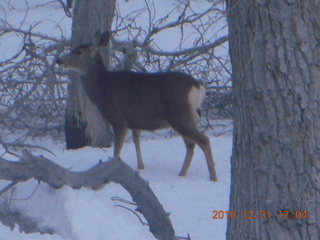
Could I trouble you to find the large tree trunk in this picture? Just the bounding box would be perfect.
[65,0,115,149]
[226,1,320,239]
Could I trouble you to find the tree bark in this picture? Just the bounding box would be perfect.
[226,0,320,239]
[65,0,115,149]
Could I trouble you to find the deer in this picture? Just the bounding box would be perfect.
[56,31,218,181]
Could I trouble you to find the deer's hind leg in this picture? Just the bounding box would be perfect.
[179,137,196,177]
[168,111,218,181]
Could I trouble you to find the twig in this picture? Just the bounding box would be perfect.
[177,234,192,240]
[5,143,56,157]
[114,204,148,226]
[0,181,18,197]
[11,181,41,201]
[111,196,137,206]
[57,0,72,18]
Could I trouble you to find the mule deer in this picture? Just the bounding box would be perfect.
[56,31,218,181]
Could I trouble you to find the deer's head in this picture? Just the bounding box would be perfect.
[56,31,110,74]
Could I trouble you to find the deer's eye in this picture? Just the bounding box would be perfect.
[75,50,82,55]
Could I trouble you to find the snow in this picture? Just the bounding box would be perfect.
[0,0,231,239]
[0,0,71,60]
[0,134,232,240]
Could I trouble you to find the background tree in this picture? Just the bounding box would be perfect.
[226,0,320,239]
[65,0,116,148]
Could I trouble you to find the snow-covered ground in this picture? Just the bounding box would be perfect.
[0,134,232,240]
[0,0,231,239]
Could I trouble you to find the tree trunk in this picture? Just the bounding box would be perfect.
[226,1,320,239]
[65,0,115,149]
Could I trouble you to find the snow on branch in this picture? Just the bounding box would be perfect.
[0,150,178,240]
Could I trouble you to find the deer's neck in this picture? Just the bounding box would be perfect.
[80,54,108,103]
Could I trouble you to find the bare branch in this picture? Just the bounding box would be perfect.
[0,27,64,42]
[0,151,178,240]
[0,25,69,141]
[114,204,148,226]
[57,0,72,17]
[111,196,137,206]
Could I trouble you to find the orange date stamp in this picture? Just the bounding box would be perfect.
[212,210,307,220]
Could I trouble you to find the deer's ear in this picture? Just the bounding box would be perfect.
[92,30,110,47]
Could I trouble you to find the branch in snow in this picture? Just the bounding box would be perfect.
[0,150,178,240]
